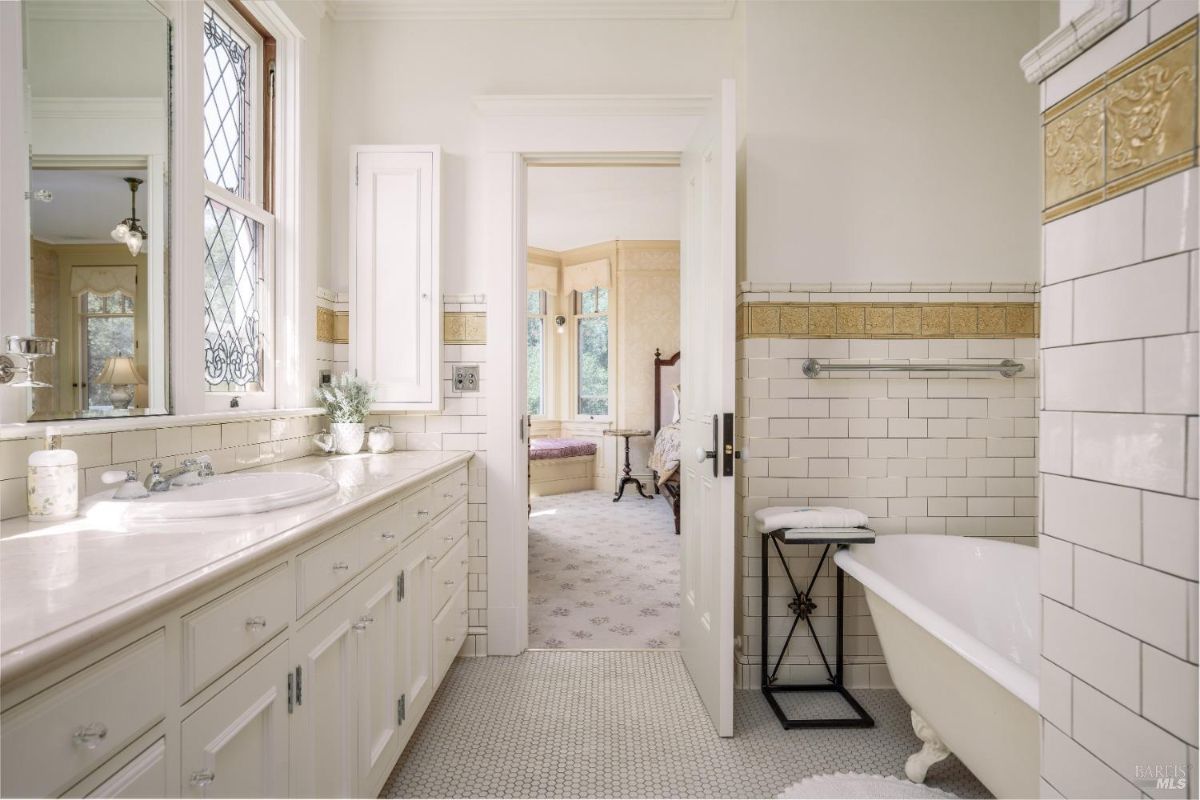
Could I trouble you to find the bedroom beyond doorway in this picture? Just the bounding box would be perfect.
[524,164,683,650]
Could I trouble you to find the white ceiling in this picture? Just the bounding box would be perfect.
[30,169,149,245]
[526,166,680,252]
[325,0,736,21]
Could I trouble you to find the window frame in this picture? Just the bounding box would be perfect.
[77,291,135,411]
[200,0,277,411]
[572,286,611,422]
[526,289,548,420]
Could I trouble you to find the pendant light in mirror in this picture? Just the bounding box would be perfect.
[110,177,147,257]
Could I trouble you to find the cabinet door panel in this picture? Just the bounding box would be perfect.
[350,147,441,410]
[355,560,403,792]
[290,596,357,798]
[180,643,289,798]
[399,531,433,725]
[85,737,166,798]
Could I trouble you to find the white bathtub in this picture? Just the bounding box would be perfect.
[834,534,1039,800]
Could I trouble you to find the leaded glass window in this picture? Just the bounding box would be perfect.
[203,4,252,197]
[202,1,272,401]
[204,198,263,391]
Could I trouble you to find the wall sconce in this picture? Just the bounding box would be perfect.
[554,314,567,334]
[110,177,147,257]
[0,336,56,387]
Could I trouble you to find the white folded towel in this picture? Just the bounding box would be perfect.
[754,506,869,533]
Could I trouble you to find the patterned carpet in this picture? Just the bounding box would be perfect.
[528,490,680,650]
[382,652,992,799]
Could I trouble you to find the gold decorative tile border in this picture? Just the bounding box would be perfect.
[317,306,335,343]
[444,312,486,345]
[737,302,1039,339]
[1043,18,1198,223]
[333,311,349,344]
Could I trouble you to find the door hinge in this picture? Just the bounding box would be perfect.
[287,671,294,714]
[294,665,302,706]
[397,571,405,602]
[398,694,406,725]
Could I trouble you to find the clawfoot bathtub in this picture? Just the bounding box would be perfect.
[834,534,1039,799]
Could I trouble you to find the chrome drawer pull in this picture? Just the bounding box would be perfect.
[445,635,456,642]
[443,492,454,499]
[443,535,454,542]
[189,770,215,787]
[380,532,396,540]
[72,722,108,749]
[461,559,468,566]
[245,616,268,630]
[444,579,455,586]
[332,561,350,572]
[459,481,467,487]
[416,510,430,517]
[427,555,437,562]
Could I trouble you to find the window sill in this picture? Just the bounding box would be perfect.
[0,407,325,441]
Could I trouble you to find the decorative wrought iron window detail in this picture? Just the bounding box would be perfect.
[202,4,251,197]
[204,198,262,391]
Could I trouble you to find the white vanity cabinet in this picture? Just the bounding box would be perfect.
[349,146,442,411]
[0,457,471,800]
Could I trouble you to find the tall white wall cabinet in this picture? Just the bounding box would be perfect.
[349,146,442,411]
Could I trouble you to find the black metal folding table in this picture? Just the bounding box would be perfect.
[760,527,876,729]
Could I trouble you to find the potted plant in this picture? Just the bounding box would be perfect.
[315,374,375,454]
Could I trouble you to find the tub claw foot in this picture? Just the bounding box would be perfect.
[905,711,950,784]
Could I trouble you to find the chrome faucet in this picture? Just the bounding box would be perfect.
[144,458,215,492]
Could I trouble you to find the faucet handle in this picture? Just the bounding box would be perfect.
[150,462,162,476]
[196,455,215,477]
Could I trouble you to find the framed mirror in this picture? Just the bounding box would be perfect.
[15,0,171,421]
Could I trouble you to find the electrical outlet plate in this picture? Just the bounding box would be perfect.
[453,365,480,392]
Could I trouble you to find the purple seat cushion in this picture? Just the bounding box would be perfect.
[529,438,598,460]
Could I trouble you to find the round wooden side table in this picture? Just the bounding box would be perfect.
[603,428,652,502]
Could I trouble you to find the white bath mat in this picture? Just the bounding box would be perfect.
[778,772,960,799]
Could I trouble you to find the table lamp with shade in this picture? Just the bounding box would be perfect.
[96,355,145,409]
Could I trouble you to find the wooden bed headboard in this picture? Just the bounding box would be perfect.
[653,349,681,436]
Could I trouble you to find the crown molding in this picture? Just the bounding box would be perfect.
[473,94,710,117]
[327,0,736,21]
[1019,0,1129,84]
[32,97,166,120]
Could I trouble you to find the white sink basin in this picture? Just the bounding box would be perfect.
[89,472,339,521]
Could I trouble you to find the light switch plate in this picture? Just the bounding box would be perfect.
[453,365,480,392]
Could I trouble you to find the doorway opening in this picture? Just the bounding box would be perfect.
[523,164,684,651]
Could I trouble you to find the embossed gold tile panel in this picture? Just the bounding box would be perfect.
[737,303,1039,339]
[317,306,335,343]
[1043,19,1198,222]
[333,311,349,344]
[444,312,486,345]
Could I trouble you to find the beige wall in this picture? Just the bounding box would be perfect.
[742,0,1043,285]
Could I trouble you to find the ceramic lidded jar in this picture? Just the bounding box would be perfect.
[367,424,394,454]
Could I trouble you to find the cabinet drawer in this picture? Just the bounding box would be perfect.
[0,631,165,798]
[432,537,468,615]
[431,466,468,516]
[357,503,403,566]
[399,487,434,537]
[78,736,166,798]
[429,501,468,563]
[433,585,468,679]
[297,527,360,615]
[182,564,291,696]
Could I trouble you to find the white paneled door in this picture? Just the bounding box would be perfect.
[678,80,737,738]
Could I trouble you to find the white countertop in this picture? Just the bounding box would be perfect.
[0,450,472,684]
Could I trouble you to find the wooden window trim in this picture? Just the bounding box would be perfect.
[227,0,275,213]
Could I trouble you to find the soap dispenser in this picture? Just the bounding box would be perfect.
[27,427,78,522]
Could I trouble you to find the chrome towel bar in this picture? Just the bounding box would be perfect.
[801,358,1025,379]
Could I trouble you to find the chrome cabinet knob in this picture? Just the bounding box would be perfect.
[244,616,267,630]
[72,722,108,749]
[443,492,453,499]
[416,509,430,517]
[189,770,215,787]
[352,615,374,631]
[445,635,456,642]
[427,555,437,562]
[444,579,455,586]
[443,535,454,542]
[380,532,396,540]
[332,561,350,572]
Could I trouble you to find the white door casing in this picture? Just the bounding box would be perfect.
[678,80,737,738]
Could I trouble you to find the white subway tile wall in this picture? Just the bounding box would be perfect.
[734,286,1040,690]
[1038,23,1200,786]
[0,413,325,520]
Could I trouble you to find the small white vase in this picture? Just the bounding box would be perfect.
[330,422,365,454]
